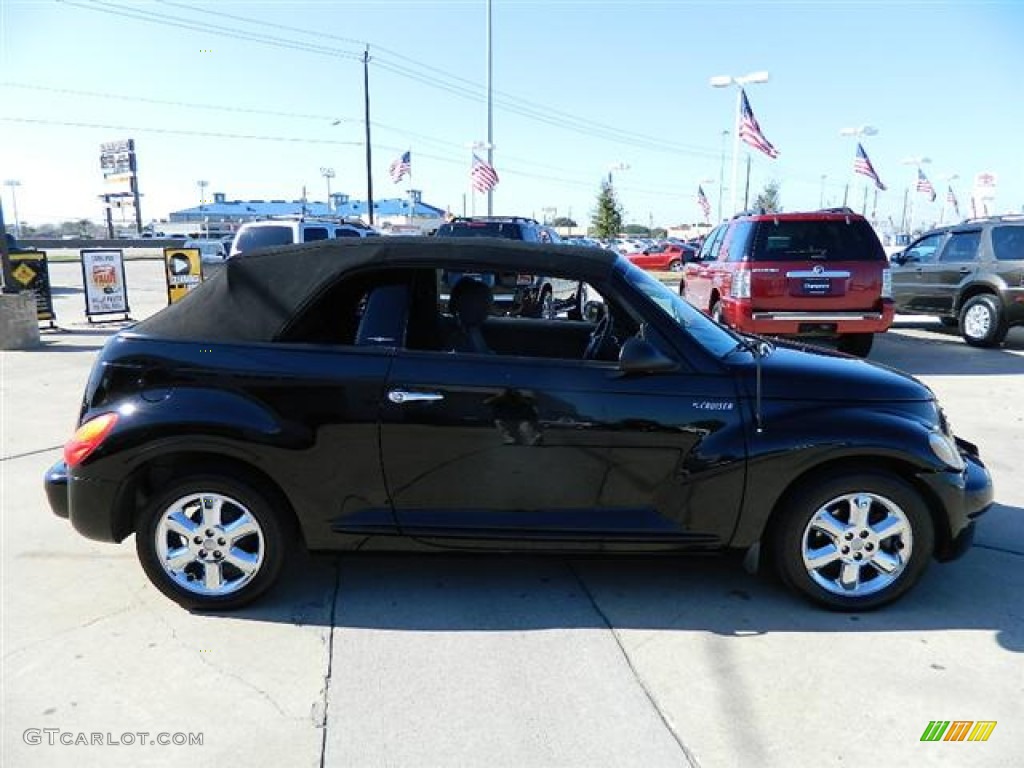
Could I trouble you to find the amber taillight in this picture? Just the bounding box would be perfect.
[63,413,119,467]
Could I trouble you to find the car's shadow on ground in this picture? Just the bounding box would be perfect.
[872,322,1024,375]
[220,528,1023,654]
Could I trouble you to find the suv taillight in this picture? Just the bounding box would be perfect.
[63,413,118,467]
[881,267,892,299]
[730,269,751,299]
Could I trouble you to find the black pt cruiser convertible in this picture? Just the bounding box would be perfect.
[45,238,993,611]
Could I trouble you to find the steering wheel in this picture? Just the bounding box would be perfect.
[583,311,613,361]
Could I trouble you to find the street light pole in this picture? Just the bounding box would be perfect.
[196,180,208,237]
[4,180,21,238]
[320,167,336,212]
[710,71,770,216]
[717,130,728,222]
[485,0,494,216]
[820,174,827,207]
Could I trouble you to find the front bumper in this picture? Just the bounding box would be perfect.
[919,437,994,562]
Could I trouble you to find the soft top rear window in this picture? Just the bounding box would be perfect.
[234,225,294,256]
[436,222,523,239]
[751,219,884,262]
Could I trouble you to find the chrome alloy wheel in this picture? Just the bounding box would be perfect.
[800,492,913,597]
[962,303,992,339]
[154,492,265,596]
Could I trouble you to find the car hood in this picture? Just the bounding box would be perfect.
[730,340,932,403]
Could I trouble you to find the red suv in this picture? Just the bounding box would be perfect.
[679,209,894,356]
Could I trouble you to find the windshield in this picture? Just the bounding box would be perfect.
[436,222,524,239]
[233,225,294,256]
[619,260,740,358]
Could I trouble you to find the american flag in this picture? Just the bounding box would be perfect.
[470,154,499,193]
[697,185,711,221]
[853,143,886,191]
[947,185,960,217]
[916,168,936,201]
[738,88,779,159]
[389,151,411,184]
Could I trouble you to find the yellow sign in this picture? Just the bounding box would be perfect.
[164,248,203,304]
[12,263,37,286]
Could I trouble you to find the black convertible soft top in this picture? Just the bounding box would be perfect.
[134,237,618,343]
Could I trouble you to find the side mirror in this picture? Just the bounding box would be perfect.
[890,251,906,265]
[618,337,677,374]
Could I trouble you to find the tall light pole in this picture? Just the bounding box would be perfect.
[196,180,208,237]
[900,156,931,233]
[839,125,878,210]
[320,167,336,212]
[717,130,729,222]
[4,180,22,238]
[485,0,494,216]
[710,70,769,216]
[819,174,828,207]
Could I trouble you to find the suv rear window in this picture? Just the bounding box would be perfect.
[991,226,1024,261]
[234,225,294,255]
[436,222,524,239]
[751,219,884,262]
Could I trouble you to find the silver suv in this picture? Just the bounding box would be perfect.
[229,217,375,259]
[891,215,1024,347]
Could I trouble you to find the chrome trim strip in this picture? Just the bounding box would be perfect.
[752,312,884,320]
[785,270,852,278]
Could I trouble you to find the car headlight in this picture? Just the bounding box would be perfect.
[929,431,965,471]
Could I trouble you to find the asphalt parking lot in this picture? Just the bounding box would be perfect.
[3,257,1023,767]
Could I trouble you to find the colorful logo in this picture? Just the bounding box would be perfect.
[920,721,997,742]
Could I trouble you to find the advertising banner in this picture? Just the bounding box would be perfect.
[164,247,204,304]
[81,249,130,319]
[9,250,56,323]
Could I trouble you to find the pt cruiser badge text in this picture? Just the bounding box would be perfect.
[23,729,203,747]
[692,401,735,411]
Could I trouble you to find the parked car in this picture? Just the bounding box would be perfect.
[229,217,374,259]
[679,209,894,357]
[44,237,991,612]
[890,215,1024,347]
[434,216,583,318]
[628,242,697,272]
[182,237,228,265]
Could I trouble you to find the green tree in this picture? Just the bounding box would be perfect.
[591,180,623,239]
[550,216,577,228]
[753,181,782,213]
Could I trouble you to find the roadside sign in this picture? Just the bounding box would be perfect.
[164,247,204,304]
[81,249,131,321]
[8,250,56,324]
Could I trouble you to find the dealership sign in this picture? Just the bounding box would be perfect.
[81,249,131,320]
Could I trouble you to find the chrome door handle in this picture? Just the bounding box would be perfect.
[958,267,971,275]
[388,390,444,404]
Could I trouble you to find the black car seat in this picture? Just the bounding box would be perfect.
[446,278,494,354]
[355,283,410,347]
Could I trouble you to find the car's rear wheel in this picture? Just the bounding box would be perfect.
[771,471,934,610]
[135,474,290,610]
[667,259,683,272]
[837,333,874,357]
[710,300,725,326]
[959,294,1008,348]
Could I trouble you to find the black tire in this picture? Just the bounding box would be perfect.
[959,294,1008,348]
[771,470,934,610]
[837,333,874,357]
[667,259,683,272]
[135,474,291,610]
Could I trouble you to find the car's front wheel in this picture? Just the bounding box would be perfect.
[771,471,934,610]
[135,474,290,610]
[959,294,1008,348]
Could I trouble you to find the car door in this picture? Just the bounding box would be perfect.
[891,232,947,312]
[378,275,745,550]
[932,229,982,312]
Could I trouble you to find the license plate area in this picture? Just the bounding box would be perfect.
[799,276,833,295]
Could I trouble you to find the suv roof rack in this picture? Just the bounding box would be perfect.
[446,216,540,225]
[817,207,858,215]
[959,214,1024,225]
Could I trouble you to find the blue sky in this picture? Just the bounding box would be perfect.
[2,0,1022,231]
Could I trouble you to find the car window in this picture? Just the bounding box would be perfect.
[620,261,738,358]
[751,219,884,261]
[233,225,294,256]
[990,226,1024,261]
[435,222,525,239]
[903,233,944,264]
[721,220,754,262]
[937,231,981,263]
[335,228,361,238]
[698,225,724,261]
[304,227,329,242]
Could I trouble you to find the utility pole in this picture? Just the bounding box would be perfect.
[486,0,494,216]
[363,46,375,226]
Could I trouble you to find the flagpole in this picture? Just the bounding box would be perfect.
[730,88,742,215]
[485,0,494,216]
